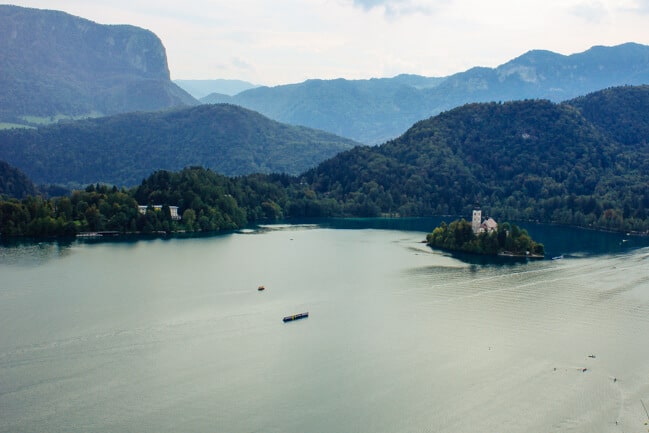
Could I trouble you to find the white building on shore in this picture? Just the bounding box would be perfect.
[138,205,181,220]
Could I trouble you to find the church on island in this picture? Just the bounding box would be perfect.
[471,209,497,234]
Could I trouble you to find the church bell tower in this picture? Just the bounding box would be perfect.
[472,209,482,234]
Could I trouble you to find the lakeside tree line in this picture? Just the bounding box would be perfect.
[1,160,648,238]
[2,87,649,237]
[0,167,334,237]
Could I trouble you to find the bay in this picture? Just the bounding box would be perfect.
[1,219,649,433]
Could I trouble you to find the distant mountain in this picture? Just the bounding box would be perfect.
[0,5,197,127]
[0,104,359,187]
[174,79,259,99]
[201,93,235,105]
[0,160,38,198]
[433,43,649,106]
[222,43,649,144]
[226,75,443,145]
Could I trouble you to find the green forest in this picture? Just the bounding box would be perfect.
[0,161,428,237]
[0,167,333,237]
[0,104,357,186]
[2,86,649,238]
[303,87,649,232]
[426,219,545,257]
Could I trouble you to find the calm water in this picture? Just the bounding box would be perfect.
[1,219,649,433]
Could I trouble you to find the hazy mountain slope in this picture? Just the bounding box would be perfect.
[225,43,649,144]
[175,79,259,98]
[0,5,197,126]
[231,76,436,145]
[0,104,359,187]
[200,93,234,104]
[0,160,38,198]
[428,43,649,105]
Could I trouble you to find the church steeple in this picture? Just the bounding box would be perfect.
[472,208,482,234]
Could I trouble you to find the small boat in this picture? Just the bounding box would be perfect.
[283,312,309,322]
[258,285,265,291]
[552,255,564,260]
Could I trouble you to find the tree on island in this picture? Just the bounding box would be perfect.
[426,219,544,257]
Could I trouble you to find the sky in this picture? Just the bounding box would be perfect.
[6,0,649,86]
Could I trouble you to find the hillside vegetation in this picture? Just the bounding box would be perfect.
[303,87,649,231]
[566,85,649,146]
[2,86,649,237]
[0,161,38,199]
[0,104,359,187]
[0,168,303,237]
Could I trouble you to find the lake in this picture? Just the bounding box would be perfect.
[1,219,649,433]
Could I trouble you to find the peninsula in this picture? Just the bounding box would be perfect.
[426,210,544,258]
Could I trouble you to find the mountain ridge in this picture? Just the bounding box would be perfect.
[0,104,359,187]
[0,5,197,126]
[175,79,260,98]
[220,43,649,144]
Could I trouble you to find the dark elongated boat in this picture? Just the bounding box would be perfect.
[283,312,309,322]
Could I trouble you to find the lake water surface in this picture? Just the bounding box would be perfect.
[1,219,649,432]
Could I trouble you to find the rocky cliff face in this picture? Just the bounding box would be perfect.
[0,5,196,124]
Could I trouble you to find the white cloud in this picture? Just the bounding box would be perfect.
[569,1,609,22]
[7,0,649,84]
[621,0,649,13]
[569,0,649,21]
[348,0,446,17]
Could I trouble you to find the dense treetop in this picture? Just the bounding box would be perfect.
[426,219,544,257]
[566,85,649,146]
[0,167,332,237]
[0,160,37,199]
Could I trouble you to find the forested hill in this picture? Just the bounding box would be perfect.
[565,85,649,146]
[0,104,359,187]
[2,86,649,237]
[0,161,38,199]
[303,86,649,231]
[0,5,196,127]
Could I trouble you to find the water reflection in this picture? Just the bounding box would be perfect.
[317,217,649,259]
[1,218,647,267]
[0,239,74,266]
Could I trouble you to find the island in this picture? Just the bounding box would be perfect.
[426,210,544,258]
